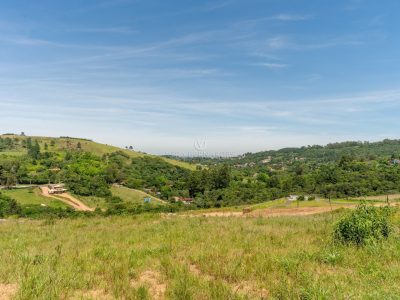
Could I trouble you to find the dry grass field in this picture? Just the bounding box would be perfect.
[1,207,399,299]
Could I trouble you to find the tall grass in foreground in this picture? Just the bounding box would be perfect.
[0,211,399,299]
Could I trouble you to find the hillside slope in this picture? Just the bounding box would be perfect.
[173,139,400,168]
[111,185,167,205]
[0,134,195,170]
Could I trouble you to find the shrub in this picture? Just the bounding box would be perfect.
[0,192,22,217]
[21,205,77,219]
[333,203,393,246]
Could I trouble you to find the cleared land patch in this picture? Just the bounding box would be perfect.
[111,185,167,205]
[131,270,166,300]
[0,283,17,300]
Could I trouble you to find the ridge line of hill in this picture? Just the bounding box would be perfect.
[0,134,195,170]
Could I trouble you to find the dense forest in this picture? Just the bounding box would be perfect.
[2,136,400,217]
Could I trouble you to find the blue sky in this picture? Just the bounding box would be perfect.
[1,0,400,155]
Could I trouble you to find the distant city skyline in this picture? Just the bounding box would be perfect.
[1,0,400,155]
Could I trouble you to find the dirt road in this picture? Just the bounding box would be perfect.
[249,206,341,217]
[40,186,94,212]
[192,207,339,218]
[185,201,399,219]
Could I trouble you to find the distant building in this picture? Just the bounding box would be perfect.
[174,197,194,204]
[288,195,310,201]
[261,156,272,164]
[48,184,67,194]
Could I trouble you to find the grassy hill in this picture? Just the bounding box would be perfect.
[0,134,195,170]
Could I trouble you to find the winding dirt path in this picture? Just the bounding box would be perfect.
[40,186,94,212]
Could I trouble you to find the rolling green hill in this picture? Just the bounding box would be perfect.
[171,139,400,167]
[0,134,195,170]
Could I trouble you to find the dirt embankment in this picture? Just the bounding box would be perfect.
[40,186,94,212]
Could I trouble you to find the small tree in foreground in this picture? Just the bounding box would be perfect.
[333,203,393,246]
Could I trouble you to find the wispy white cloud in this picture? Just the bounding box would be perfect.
[0,35,53,46]
[253,62,289,69]
[201,0,235,12]
[270,14,312,21]
[173,0,236,14]
[264,34,364,51]
[237,13,312,27]
[265,36,289,49]
[67,26,137,34]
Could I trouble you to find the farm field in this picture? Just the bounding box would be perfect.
[0,209,399,299]
[1,188,68,209]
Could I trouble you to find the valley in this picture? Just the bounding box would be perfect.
[1,134,400,299]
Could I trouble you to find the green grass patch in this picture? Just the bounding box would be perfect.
[72,194,107,209]
[1,188,68,209]
[110,186,166,206]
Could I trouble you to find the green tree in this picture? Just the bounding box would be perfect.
[27,140,40,160]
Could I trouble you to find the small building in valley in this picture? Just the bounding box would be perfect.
[287,195,299,201]
[48,184,67,194]
[173,196,194,204]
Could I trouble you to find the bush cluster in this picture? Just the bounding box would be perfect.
[0,192,22,217]
[333,203,393,246]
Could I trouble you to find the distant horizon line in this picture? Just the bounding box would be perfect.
[2,132,400,158]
